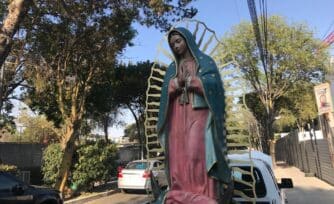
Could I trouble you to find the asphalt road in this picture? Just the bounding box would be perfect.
[83,163,334,204]
[85,190,153,204]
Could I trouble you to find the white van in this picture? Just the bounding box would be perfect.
[229,151,293,204]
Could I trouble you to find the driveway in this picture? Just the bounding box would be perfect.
[274,162,334,204]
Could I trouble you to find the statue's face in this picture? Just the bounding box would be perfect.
[169,33,187,57]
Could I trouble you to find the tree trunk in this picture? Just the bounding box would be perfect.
[55,120,80,193]
[126,104,143,160]
[262,103,276,166]
[0,0,32,67]
[0,0,32,110]
[264,117,273,154]
[270,139,276,168]
[103,116,109,143]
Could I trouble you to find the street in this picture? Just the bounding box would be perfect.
[82,163,334,204]
[85,190,153,204]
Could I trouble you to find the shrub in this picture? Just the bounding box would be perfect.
[71,140,118,191]
[0,164,18,174]
[41,143,63,187]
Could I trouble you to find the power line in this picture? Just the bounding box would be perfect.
[247,0,268,74]
[321,20,334,41]
[259,0,268,67]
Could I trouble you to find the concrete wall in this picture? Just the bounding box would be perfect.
[0,143,44,184]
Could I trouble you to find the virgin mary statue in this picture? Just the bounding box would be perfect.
[156,27,232,204]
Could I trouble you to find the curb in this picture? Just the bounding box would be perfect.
[64,189,119,204]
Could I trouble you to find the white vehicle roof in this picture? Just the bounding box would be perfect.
[228,150,283,204]
[228,150,273,169]
[129,159,160,163]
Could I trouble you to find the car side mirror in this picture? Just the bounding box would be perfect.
[278,178,293,189]
[12,184,24,195]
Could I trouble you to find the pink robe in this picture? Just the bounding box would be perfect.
[165,59,218,204]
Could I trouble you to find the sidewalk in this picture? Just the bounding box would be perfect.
[274,162,334,204]
[64,181,118,204]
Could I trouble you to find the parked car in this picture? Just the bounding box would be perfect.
[0,171,63,204]
[229,151,293,204]
[117,159,167,193]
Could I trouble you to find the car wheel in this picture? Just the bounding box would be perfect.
[121,189,128,193]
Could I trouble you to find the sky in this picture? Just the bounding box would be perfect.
[106,0,334,139]
[12,0,334,139]
[121,0,334,64]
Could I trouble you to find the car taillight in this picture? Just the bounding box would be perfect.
[117,166,123,172]
[117,171,123,178]
[142,171,151,178]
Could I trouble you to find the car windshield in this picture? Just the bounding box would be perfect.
[232,166,267,198]
[125,162,149,170]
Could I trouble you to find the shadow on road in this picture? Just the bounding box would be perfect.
[122,189,150,194]
[285,186,334,204]
[89,181,118,193]
[275,161,292,169]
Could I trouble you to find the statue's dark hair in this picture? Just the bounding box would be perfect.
[168,30,184,43]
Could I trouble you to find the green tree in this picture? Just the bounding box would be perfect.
[220,16,329,153]
[245,81,319,133]
[111,61,151,158]
[0,115,15,140]
[86,61,151,152]
[0,45,26,125]
[22,1,197,193]
[84,64,121,143]
[14,111,60,144]
[275,81,318,131]
[123,122,145,142]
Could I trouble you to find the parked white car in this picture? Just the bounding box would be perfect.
[229,151,293,204]
[117,159,167,193]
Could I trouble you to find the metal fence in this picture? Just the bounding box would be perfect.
[275,120,334,185]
